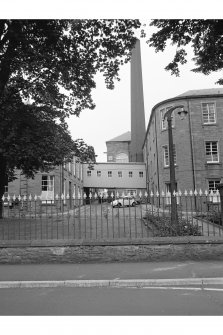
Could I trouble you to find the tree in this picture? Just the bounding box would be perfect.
[0,19,141,216]
[148,19,223,83]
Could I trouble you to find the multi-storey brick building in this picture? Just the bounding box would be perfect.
[143,88,223,198]
[5,157,84,207]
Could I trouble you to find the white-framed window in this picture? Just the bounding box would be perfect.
[129,171,133,178]
[208,180,220,202]
[97,170,101,177]
[108,155,113,161]
[205,141,219,163]
[202,102,216,124]
[68,162,71,172]
[108,171,112,177]
[163,145,176,167]
[139,171,143,178]
[118,171,122,178]
[41,175,54,203]
[160,106,174,130]
[87,170,91,177]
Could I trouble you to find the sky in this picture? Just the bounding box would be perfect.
[2,0,223,165]
[67,23,223,162]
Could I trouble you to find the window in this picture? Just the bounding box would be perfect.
[42,175,54,192]
[208,180,220,202]
[108,155,113,161]
[163,145,176,167]
[108,171,112,177]
[139,171,143,178]
[41,175,54,202]
[160,106,174,130]
[202,103,216,124]
[129,171,133,178]
[68,162,71,172]
[87,170,91,177]
[97,171,101,177]
[205,141,219,163]
[118,171,122,178]
[208,180,220,192]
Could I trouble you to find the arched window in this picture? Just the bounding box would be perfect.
[116,152,129,163]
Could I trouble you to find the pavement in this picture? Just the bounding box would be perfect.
[1,260,223,289]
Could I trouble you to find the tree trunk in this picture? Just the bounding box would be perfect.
[0,154,7,219]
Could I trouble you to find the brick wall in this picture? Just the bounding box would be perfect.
[144,94,223,198]
[1,237,223,263]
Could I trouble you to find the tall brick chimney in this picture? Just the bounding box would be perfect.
[129,39,146,162]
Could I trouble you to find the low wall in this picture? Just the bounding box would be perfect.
[1,237,223,264]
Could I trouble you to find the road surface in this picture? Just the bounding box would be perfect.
[1,261,223,315]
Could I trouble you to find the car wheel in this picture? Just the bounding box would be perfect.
[117,203,122,207]
[132,202,136,207]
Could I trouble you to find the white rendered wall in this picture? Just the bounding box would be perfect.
[83,163,146,189]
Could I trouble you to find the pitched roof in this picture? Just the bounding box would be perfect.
[106,131,131,142]
[176,88,223,97]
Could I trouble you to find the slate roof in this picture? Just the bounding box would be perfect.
[176,88,223,97]
[106,131,131,142]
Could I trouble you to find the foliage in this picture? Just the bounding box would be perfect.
[0,89,95,181]
[0,19,141,182]
[148,19,223,84]
[0,19,141,114]
[143,211,201,237]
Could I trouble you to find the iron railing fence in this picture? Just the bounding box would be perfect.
[0,190,223,241]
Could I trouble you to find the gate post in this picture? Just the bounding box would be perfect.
[217,183,223,225]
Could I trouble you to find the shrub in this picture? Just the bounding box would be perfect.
[143,211,201,237]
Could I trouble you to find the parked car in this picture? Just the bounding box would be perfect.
[111,196,137,208]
